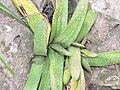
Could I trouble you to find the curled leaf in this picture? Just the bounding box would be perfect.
[72,42,85,48]
[63,57,71,85]
[50,44,71,56]
[81,49,98,57]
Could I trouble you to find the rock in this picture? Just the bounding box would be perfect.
[89,0,120,21]
[86,0,120,89]
[87,17,120,88]
[32,0,47,12]
[0,0,33,90]
[86,13,120,52]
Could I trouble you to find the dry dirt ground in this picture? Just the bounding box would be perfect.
[0,0,120,90]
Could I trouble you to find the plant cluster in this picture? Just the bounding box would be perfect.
[0,0,120,90]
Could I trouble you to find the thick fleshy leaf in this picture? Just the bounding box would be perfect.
[75,68,85,90]
[50,44,71,56]
[38,58,50,90]
[23,56,45,90]
[49,48,64,90]
[82,51,120,66]
[63,57,71,85]
[12,0,51,36]
[68,46,81,81]
[72,42,85,48]
[12,0,39,16]
[81,49,98,57]
[81,59,91,74]
[50,0,68,42]
[34,20,48,56]
[12,0,51,56]
[53,0,88,48]
[76,9,96,42]
[69,79,78,90]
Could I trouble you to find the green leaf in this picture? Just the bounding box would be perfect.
[69,79,78,90]
[0,54,16,77]
[82,51,120,66]
[23,56,44,90]
[68,46,81,81]
[0,2,26,25]
[75,68,85,90]
[76,8,97,42]
[81,59,91,74]
[49,48,64,90]
[31,56,45,65]
[27,14,44,33]
[50,0,68,42]
[53,0,88,48]
[63,57,71,85]
[55,0,68,35]
[50,44,71,56]
[34,20,48,56]
[72,42,85,48]
[38,58,50,90]
[12,0,51,35]
[12,0,40,16]
[81,49,98,57]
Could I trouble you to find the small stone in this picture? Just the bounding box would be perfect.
[4,25,12,32]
